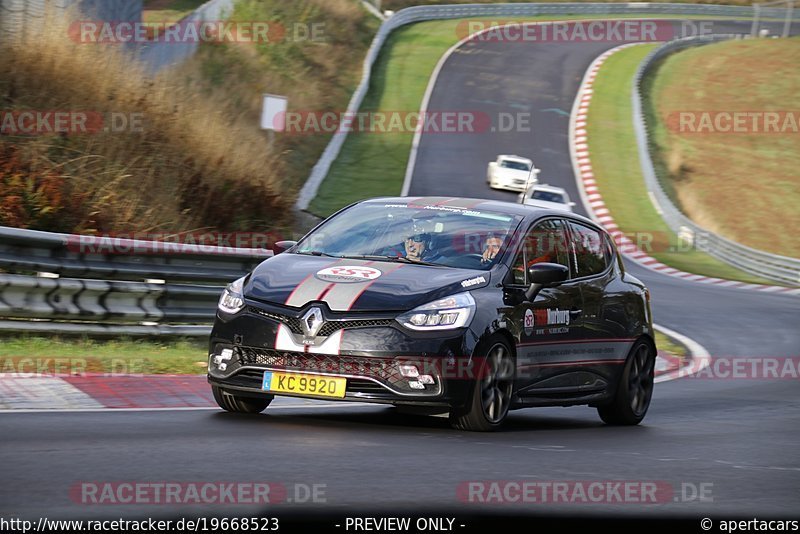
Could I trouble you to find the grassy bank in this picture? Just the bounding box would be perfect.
[655,330,687,361]
[585,44,777,285]
[0,336,207,375]
[0,0,378,235]
[309,18,457,216]
[644,37,800,259]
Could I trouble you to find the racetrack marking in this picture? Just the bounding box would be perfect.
[653,323,711,383]
[0,376,104,410]
[568,44,800,297]
[0,402,377,414]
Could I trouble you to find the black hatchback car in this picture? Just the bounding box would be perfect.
[208,197,655,431]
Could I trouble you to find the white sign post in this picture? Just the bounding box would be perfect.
[261,93,288,145]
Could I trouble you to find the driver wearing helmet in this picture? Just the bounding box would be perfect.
[384,219,441,263]
[403,220,441,262]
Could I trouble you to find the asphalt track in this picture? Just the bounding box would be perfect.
[1,19,798,522]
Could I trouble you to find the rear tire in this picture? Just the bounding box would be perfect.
[450,337,515,431]
[212,386,273,414]
[597,340,655,425]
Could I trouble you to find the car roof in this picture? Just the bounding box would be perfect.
[529,184,568,194]
[362,196,595,226]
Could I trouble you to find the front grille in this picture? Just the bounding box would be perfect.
[346,378,390,395]
[317,319,393,337]
[247,307,304,333]
[235,348,437,395]
[247,306,393,336]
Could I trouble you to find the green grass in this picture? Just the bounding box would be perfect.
[586,44,778,285]
[655,330,686,361]
[0,336,208,375]
[309,20,458,216]
[309,15,743,217]
[644,38,800,259]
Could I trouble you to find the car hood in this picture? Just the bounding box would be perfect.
[245,253,492,312]
[495,167,530,179]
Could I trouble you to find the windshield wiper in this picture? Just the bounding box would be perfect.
[294,250,342,258]
[341,254,442,267]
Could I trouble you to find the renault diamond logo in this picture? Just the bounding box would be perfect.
[301,307,324,339]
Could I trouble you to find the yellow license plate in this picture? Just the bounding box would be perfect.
[262,371,346,399]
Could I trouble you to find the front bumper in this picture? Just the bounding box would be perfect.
[207,302,478,407]
[490,173,531,192]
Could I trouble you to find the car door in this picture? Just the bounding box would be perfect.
[502,218,585,396]
[563,219,632,383]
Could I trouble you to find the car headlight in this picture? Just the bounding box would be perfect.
[396,292,476,331]
[218,276,246,314]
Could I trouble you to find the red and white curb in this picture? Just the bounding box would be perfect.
[0,339,703,410]
[0,374,375,412]
[653,324,711,384]
[569,44,800,296]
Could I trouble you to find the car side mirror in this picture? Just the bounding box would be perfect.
[525,262,569,300]
[272,240,297,255]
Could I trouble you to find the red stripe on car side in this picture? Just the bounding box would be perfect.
[517,359,625,369]
[517,337,637,347]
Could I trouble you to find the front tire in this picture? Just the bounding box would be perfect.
[450,337,515,431]
[212,386,273,414]
[597,340,655,425]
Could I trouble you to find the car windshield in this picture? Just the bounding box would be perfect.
[530,190,565,203]
[295,202,522,270]
[499,160,530,171]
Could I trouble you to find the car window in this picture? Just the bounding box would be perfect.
[567,221,611,278]
[295,202,522,270]
[531,191,565,203]
[510,219,571,284]
[500,160,530,171]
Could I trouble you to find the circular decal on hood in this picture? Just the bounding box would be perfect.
[315,265,382,283]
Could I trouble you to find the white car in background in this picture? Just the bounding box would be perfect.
[518,184,576,212]
[487,155,539,192]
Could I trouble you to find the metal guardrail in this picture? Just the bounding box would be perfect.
[632,35,800,286]
[0,226,272,335]
[294,2,798,211]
